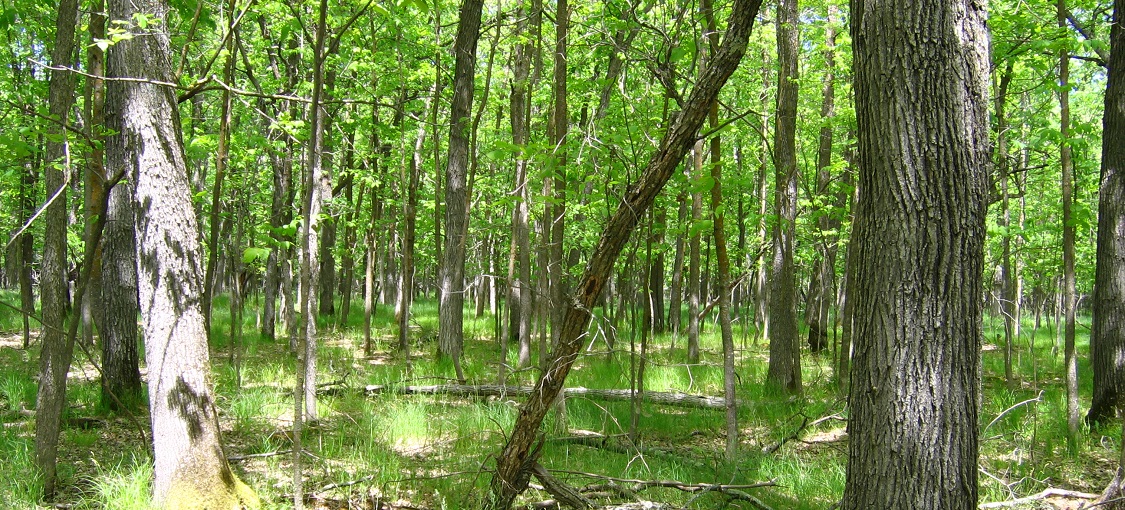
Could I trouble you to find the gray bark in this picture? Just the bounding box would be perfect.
[35,0,78,497]
[439,0,485,383]
[765,0,801,395]
[842,0,989,508]
[106,0,257,504]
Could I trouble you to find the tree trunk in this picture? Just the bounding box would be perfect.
[489,0,763,503]
[805,6,838,355]
[36,0,79,497]
[841,0,989,508]
[400,88,431,356]
[439,0,485,383]
[1058,0,1080,441]
[668,193,687,335]
[1087,0,1125,430]
[765,0,801,395]
[687,146,703,364]
[99,180,142,410]
[202,0,237,341]
[507,0,535,372]
[106,0,259,504]
[996,61,1018,390]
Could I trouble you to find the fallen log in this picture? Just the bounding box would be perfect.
[978,488,1099,509]
[359,384,733,410]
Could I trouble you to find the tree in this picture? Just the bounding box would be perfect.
[1058,0,1080,441]
[87,0,142,411]
[765,0,801,395]
[1088,0,1125,430]
[439,0,486,382]
[805,5,840,355]
[1090,7,1125,505]
[842,0,990,508]
[105,0,259,506]
[35,0,79,497]
[489,0,764,503]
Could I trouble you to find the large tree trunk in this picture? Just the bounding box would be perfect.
[841,0,989,508]
[439,0,485,383]
[35,0,79,497]
[1087,0,1125,432]
[107,0,258,505]
[488,0,763,504]
[765,0,801,395]
[86,0,142,411]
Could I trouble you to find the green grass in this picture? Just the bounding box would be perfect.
[0,291,1113,509]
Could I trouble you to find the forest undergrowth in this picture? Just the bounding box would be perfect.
[0,289,1117,509]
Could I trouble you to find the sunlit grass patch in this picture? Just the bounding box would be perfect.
[88,454,152,510]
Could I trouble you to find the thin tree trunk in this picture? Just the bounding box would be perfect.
[668,192,687,336]
[997,61,1017,390]
[698,0,737,460]
[202,0,237,339]
[36,0,78,496]
[805,6,838,355]
[489,0,763,503]
[687,146,703,364]
[1058,0,1080,441]
[294,1,331,505]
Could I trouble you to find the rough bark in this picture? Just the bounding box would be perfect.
[439,0,485,383]
[1087,0,1125,431]
[86,0,142,412]
[106,0,259,505]
[841,0,989,508]
[489,0,763,504]
[100,180,142,410]
[36,0,79,497]
[668,193,687,335]
[765,0,802,395]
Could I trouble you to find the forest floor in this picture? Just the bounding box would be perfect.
[0,295,1121,509]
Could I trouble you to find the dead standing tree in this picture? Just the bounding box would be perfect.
[488,0,765,506]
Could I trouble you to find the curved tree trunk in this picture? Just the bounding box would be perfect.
[842,0,989,508]
[488,0,763,503]
[106,0,258,505]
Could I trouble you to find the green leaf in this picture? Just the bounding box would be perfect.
[243,247,271,265]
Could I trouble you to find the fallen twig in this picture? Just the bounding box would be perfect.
[358,384,734,409]
[979,488,1099,509]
